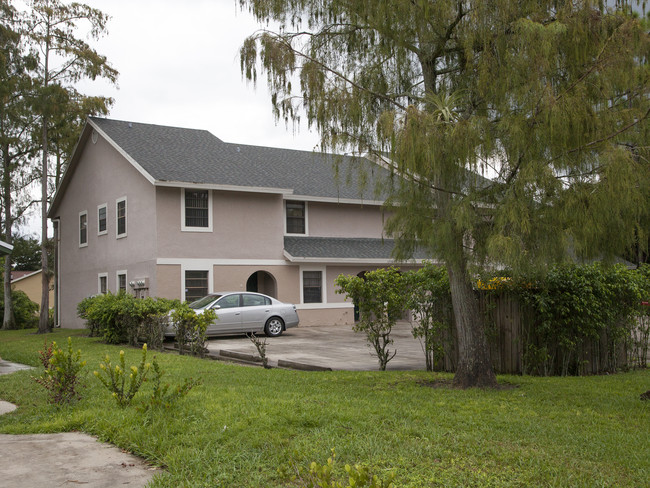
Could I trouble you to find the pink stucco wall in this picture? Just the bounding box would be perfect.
[156,188,285,260]
[54,131,157,328]
[307,202,386,238]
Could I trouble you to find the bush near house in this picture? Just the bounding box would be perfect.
[0,289,39,329]
[77,293,179,348]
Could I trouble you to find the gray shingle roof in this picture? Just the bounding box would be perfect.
[90,117,389,200]
[226,143,388,200]
[284,236,429,261]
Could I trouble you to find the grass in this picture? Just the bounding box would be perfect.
[1,328,649,487]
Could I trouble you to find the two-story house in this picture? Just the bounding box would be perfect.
[48,117,426,329]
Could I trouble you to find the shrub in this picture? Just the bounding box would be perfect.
[94,344,151,407]
[282,449,395,488]
[170,303,216,356]
[142,357,201,411]
[247,332,270,368]
[519,263,643,375]
[404,263,453,371]
[336,267,407,371]
[33,338,86,404]
[77,293,179,345]
[0,289,39,329]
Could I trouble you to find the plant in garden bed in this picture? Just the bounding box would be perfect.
[77,293,179,346]
[94,343,150,407]
[33,337,86,405]
[138,357,201,411]
[170,303,216,356]
[336,267,407,371]
[282,449,395,488]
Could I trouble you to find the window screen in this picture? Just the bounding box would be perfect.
[303,270,322,303]
[185,270,208,302]
[286,201,305,234]
[185,190,209,227]
[117,199,126,236]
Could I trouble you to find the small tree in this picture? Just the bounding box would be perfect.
[336,267,407,371]
[170,303,216,357]
[405,263,453,372]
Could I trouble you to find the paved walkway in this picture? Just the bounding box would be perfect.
[206,321,428,371]
[0,359,157,488]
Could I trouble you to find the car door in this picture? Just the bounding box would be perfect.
[208,294,243,335]
[240,293,271,333]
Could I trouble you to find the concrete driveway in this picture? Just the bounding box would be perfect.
[206,321,428,371]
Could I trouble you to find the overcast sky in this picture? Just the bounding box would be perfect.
[77,0,319,150]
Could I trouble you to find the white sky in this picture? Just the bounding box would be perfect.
[21,0,321,237]
[77,0,319,150]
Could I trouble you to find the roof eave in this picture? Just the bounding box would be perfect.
[282,249,426,265]
[154,181,294,195]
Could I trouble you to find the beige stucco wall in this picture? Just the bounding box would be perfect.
[54,132,158,328]
[156,188,285,260]
[11,272,54,309]
[297,306,355,326]
[307,202,386,238]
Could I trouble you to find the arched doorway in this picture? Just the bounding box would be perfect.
[246,271,277,298]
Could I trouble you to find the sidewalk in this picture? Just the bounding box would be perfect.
[0,359,157,488]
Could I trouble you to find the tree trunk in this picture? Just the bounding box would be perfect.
[448,260,497,388]
[37,120,50,334]
[2,144,16,330]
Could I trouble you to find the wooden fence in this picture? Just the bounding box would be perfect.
[434,292,645,375]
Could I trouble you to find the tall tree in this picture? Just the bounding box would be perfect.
[240,0,650,387]
[0,1,39,330]
[26,0,117,333]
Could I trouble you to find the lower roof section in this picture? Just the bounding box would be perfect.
[283,236,430,264]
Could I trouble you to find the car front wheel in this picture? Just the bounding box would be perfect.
[264,317,284,337]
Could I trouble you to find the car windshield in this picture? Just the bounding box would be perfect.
[188,295,221,309]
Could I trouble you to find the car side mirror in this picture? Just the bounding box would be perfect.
[211,305,221,310]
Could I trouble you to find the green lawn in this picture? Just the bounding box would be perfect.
[1,328,648,487]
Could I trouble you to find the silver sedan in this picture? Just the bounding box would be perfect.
[165,292,299,338]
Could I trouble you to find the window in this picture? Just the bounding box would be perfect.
[79,211,88,247]
[185,270,208,302]
[302,270,323,303]
[117,272,127,293]
[242,293,270,307]
[216,294,241,309]
[182,189,212,231]
[116,197,127,238]
[98,273,107,294]
[286,201,306,234]
[97,204,107,235]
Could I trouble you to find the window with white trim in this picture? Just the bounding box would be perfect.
[79,211,88,247]
[98,273,108,294]
[117,271,127,293]
[302,270,323,303]
[116,197,127,238]
[286,201,306,234]
[182,189,212,231]
[97,204,107,235]
[185,270,209,302]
